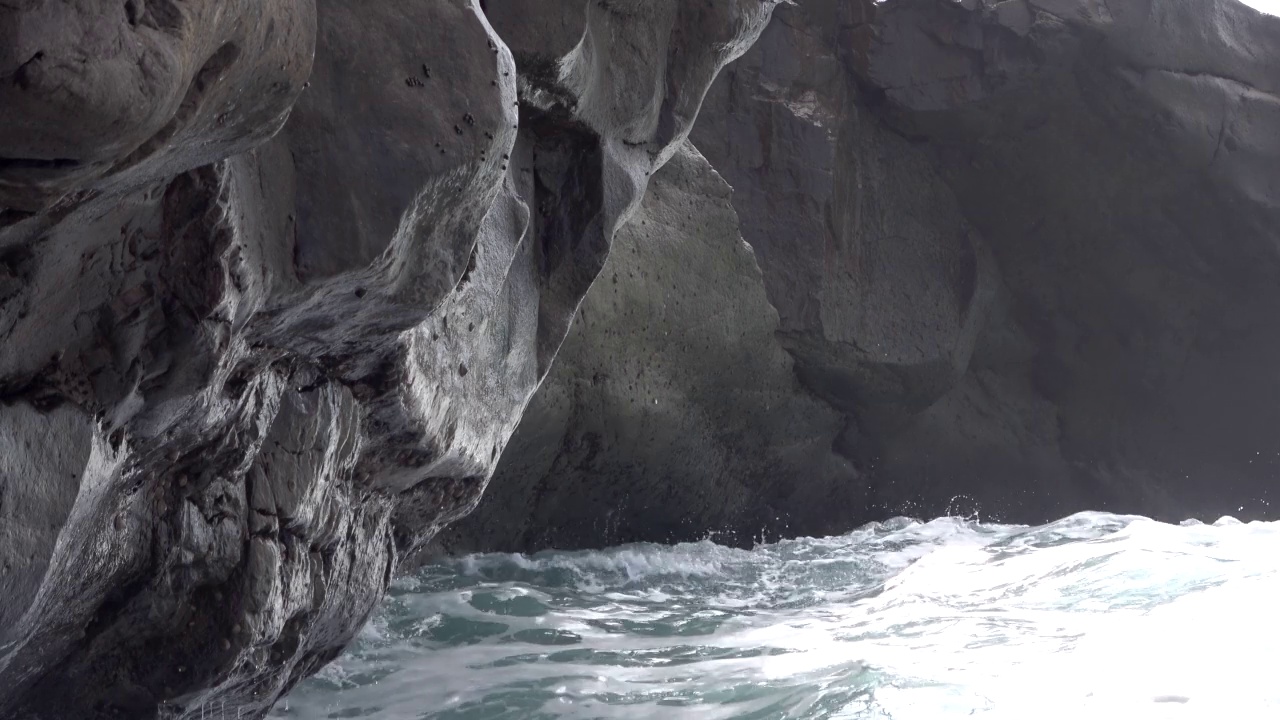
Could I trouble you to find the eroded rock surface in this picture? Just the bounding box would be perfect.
[846,0,1280,522]
[438,144,862,552]
[444,0,1280,554]
[0,0,782,716]
[3,0,1279,713]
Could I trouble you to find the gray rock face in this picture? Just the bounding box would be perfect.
[0,0,782,716]
[438,144,863,553]
[445,0,1280,555]
[3,0,1279,713]
[848,0,1280,521]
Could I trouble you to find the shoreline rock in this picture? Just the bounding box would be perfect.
[444,0,1280,555]
[0,1,783,716]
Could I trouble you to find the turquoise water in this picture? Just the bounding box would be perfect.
[273,512,1280,719]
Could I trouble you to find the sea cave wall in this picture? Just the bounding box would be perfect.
[1,0,1278,716]
[0,0,781,716]
[441,0,1280,553]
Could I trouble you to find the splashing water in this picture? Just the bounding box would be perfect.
[273,512,1280,719]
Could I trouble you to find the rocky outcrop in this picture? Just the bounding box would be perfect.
[843,0,1280,523]
[436,144,863,553]
[3,0,1279,712]
[443,0,1280,554]
[0,1,782,717]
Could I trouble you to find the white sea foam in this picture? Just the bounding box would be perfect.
[274,512,1280,719]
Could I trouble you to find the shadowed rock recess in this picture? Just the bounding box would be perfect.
[0,0,780,716]
[0,0,1277,714]
[440,0,1280,552]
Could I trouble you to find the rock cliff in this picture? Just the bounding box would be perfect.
[0,0,781,716]
[441,0,1280,553]
[2,0,1278,716]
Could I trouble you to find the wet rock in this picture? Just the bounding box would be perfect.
[846,0,1280,522]
[4,0,1279,713]
[457,0,1280,552]
[439,145,862,553]
[0,0,783,717]
[718,0,1280,524]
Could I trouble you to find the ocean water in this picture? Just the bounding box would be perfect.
[272,512,1280,719]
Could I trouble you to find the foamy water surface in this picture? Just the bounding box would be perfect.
[273,512,1280,719]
